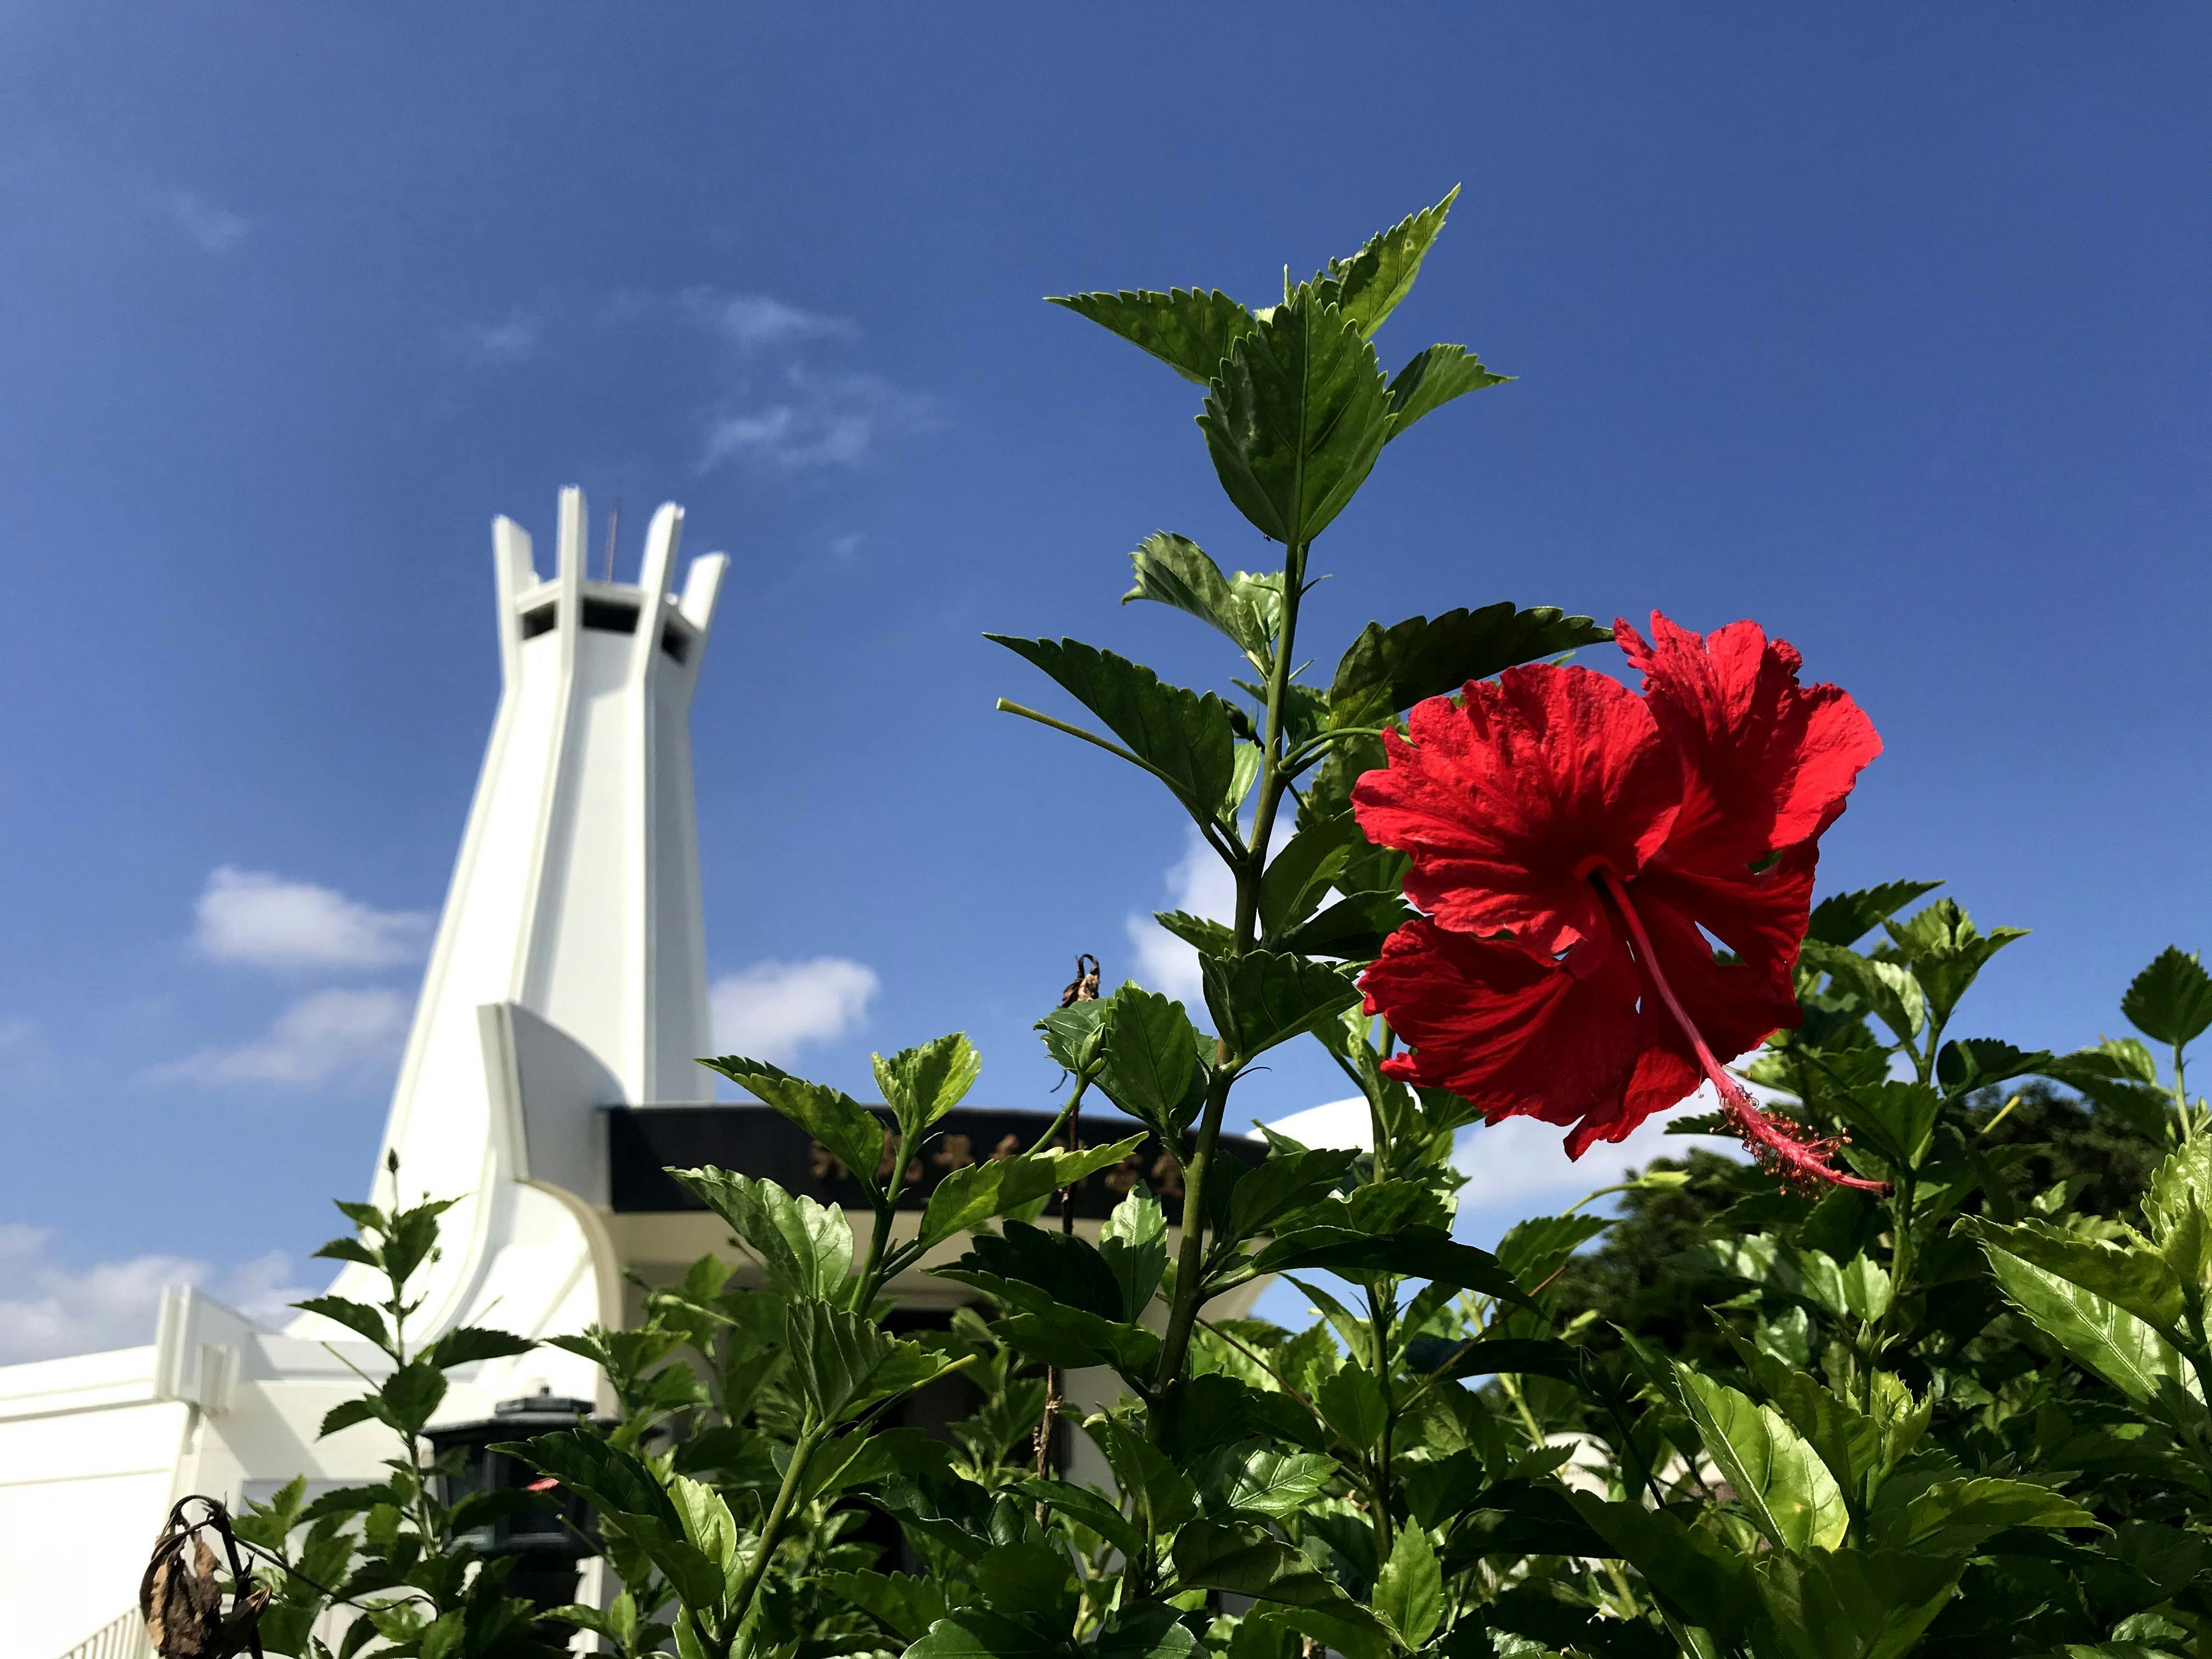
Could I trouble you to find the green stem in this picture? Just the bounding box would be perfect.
[725,1420,830,1659]
[852,1126,921,1311]
[996,699,1242,864]
[1025,1076,1093,1158]
[1154,545,1308,1395]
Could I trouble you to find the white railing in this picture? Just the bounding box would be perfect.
[55,1609,151,1659]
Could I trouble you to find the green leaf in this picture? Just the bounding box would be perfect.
[1048,286,1257,385]
[874,1032,982,1137]
[1197,290,1392,546]
[1402,1335,1583,1384]
[697,1058,885,1198]
[1675,1365,1849,1553]
[1277,892,1412,962]
[1012,1476,1146,1560]
[2124,946,2212,1048]
[826,1570,956,1644]
[1751,1547,1964,1659]
[317,1397,380,1438]
[1097,1601,1200,1659]
[1867,1475,2094,1555]
[1372,1525,1443,1649]
[1326,602,1611,731]
[1315,1363,1387,1447]
[1226,1148,1360,1239]
[496,1429,725,1613]
[1382,344,1509,441]
[1122,532,1273,658]
[1092,986,1209,1135]
[1172,1520,1378,1624]
[1803,943,1925,1042]
[1961,1217,2186,1336]
[1202,950,1359,1062]
[1880,899,2029,1027]
[1494,1213,1615,1295]
[1807,881,1944,949]
[1308,189,1458,336]
[989,635,1238,817]
[1934,1037,2053,1096]
[915,1135,1143,1250]
[1257,816,1361,944]
[1090,1413,1198,1532]
[783,1299,897,1425]
[425,1325,536,1369]
[1099,1187,1169,1317]
[1980,1242,2196,1406]
[1252,1225,1531,1305]
[379,1361,448,1438]
[1220,1448,1339,1520]
[1564,1493,1754,1642]
[1153,909,1235,960]
[669,1167,854,1300]
[1826,1081,1943,1170]
[290,1295,390,1350]
[904,1610,1066,1659]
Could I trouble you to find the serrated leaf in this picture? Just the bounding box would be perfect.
[1202,950,1359,1062]
[1383,343,1509,441]
[1013,1476,1146,1560]
[1257,816,1361,944]
[825,1569,956,1644]
[1277,892,1412,962]
[697,1057,884,1199]
[1222,1448,1339,1520]
[1153,910,1235,959]
[1122,532,1272,657]
[495,1429,724,1613]
[1309,189,1458,336]
[1253,1225,1531,1305]
[989,635,1238,817]
[1226,1148,1361,1239]
[379,1361,447,1438]
[291,1295,390,1350]
[904,1610,1064,1659]
[1048,286,1257,385]
[1676,1366,1849,1553]
[318,1397,381,1439]
[1961,1217,2186,1336]
[1807,881,1944,949]
[1327,602,1611,731]
[1198,291,1392,546]
[873,1032,981,1137]
[916,1135,1143,1250]
[1373,1524,1443,1649]
[1090,986,1209,1136]
[425,1325,536,1369]
[1751,1547,1963,1659]
[1935,1037,2054,1096]
[2124,946,2212,1048]
[1981,1243,2196,1406]
[669,1167,854,1300]
[1564,1494,1754,1642]
[1804,943,1925,1042]
[1090,1413,1198,1532]
[1870,1475,2094,1554]
[1099,1187,1169,1317]
[1173,1520,1379,1624]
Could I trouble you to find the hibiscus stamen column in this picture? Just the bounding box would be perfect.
[1595,868,1887,1194]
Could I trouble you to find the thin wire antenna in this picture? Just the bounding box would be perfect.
[603,495,621,583]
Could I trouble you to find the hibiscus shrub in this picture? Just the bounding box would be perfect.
[301,195,2212,1659]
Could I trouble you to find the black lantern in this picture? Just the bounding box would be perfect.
[424,1390,614,1609]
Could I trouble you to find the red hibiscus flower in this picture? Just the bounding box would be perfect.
[1353,611,1883,1188]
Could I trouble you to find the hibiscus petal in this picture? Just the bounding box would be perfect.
[1351,665,1678,956]
[1361,917,1647,1146]
[1615,612,1881,873]
[1616,864,1805,1125]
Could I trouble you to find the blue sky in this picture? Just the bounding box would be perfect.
[1,4,2207,1358]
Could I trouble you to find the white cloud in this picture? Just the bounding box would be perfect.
[0,1226,307,1364]
[195,866,430,970]
[678,288,857,350]
[699,365,939,472]
[453,307,543,363]
[170,190,253,253]
[147,987,411,1087]
[711,957,879,1065]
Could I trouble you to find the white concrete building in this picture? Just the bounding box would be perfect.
[0,490,1266,1659]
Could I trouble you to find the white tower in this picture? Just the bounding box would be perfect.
[300,487,727,1389]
